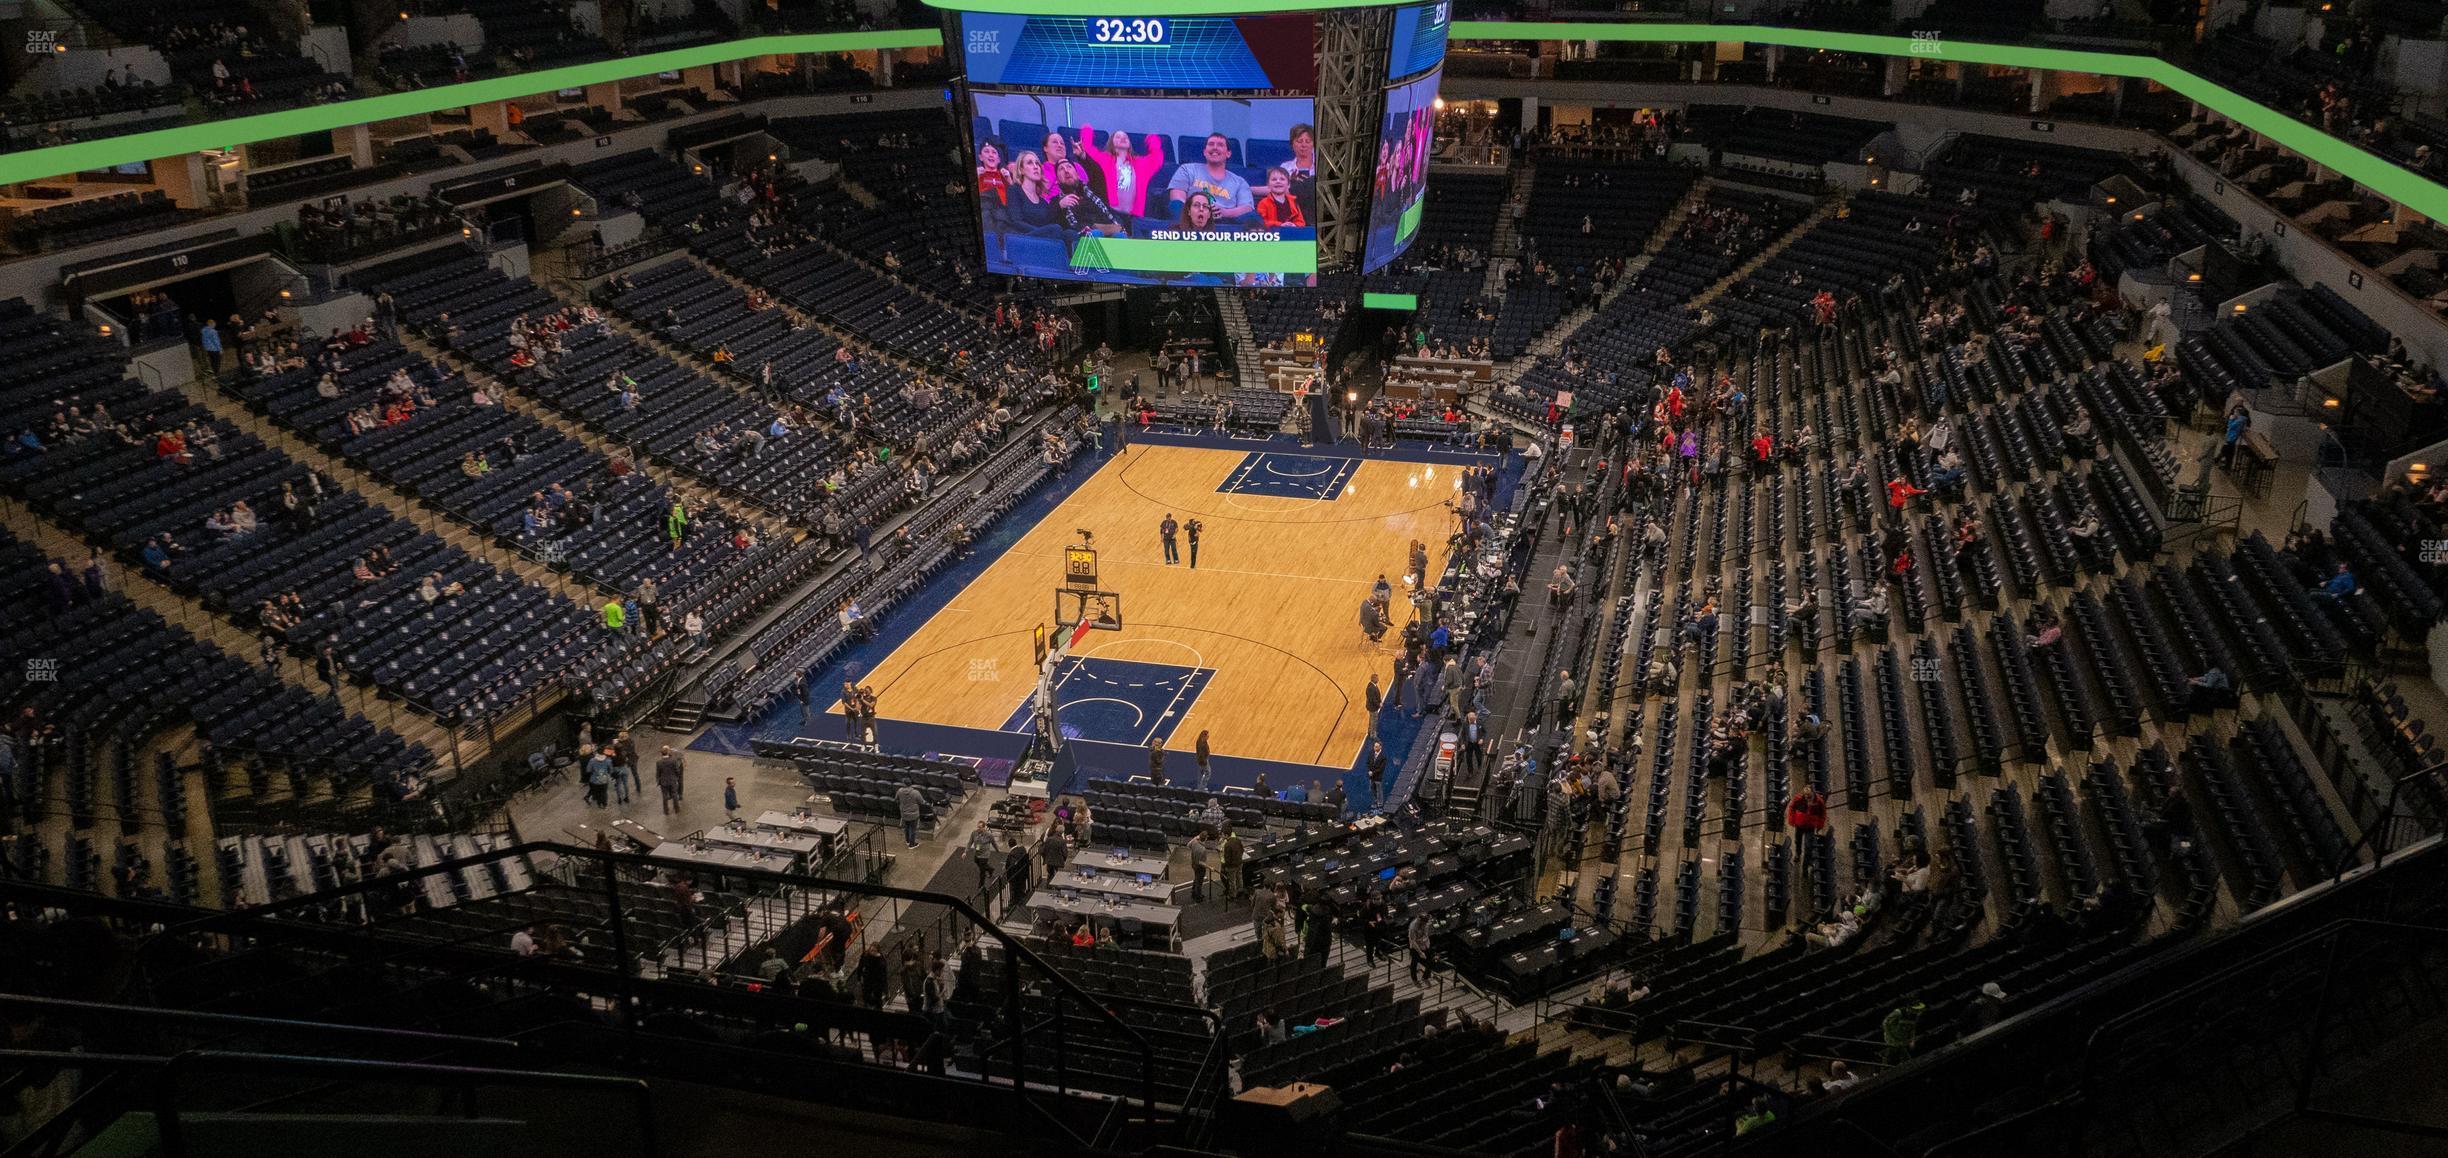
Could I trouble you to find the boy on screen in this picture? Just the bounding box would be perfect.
[1169,133,1254,219]
[1256,168,1305,226]
[976,138,1009,205]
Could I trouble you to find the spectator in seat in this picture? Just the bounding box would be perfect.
[1054,169,1123,236]
[1784,582,1820,636]
[1080,125,1166,218]
[2068,509,2103,545]
[1254,168,1306,227]
[1168,133,1255,220]
[974,138,1009,206]
[2027,609,2063,649]
[2187,667,2233,713]
[1003,152,1065,232]
[1171,191,1220,234]
[1851,584,1890,630]
[2314,561,2358,604]
[2061,409,2096,459]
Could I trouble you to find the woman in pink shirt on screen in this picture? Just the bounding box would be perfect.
[1079,125,1166,218]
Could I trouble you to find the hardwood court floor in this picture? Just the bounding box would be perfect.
[842,444,1460,768]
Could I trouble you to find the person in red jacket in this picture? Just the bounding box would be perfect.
[1885,477,1928,528]
[1786,787,1828,834]
[1751,433,1774,463]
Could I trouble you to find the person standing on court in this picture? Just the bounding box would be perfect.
[1147,734,1167,784]
[1365,673,1385,738]
[1367,740,1388,804]
[1195,729,1214,791]
[1185,517,1202,569]
[1160,513,1180,565]
[792,673,810,724]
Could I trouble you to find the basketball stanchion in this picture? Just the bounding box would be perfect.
[1031,616,1101,756]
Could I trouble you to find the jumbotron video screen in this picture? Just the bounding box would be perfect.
[962,12,1321,287]
[1362,1,1451,273]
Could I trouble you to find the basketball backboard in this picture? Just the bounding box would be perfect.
[1054,588,1124,632]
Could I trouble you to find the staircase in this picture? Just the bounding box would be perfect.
[681,250,925,381]
[1687,194,1840,310]
[656,696,707,733]
[1502,178,1714,381]
[646,885,823,977]
[1215,288,1267,393]
[1478,160,1539,300]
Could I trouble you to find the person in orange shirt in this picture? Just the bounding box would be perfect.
[1254,168,1306,227]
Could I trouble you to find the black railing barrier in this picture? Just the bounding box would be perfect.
[0,993,525,1158]
[0,839,1225,1150]
[1753,836,2448,1157]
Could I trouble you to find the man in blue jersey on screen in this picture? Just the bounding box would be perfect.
[1168,133,1255,221]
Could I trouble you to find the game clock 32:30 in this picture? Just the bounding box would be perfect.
[1090,17,1167,45]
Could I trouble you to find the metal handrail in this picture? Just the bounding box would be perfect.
[136,839,1195,1133]
[0,995,517,1056]
[155,1049,657,1158]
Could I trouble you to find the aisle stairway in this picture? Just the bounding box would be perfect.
[1688,195,1839,310]
[1481,160,1538,298]
[1508,178,1716,377]
[1216,289,1268,394]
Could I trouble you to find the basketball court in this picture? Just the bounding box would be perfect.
[829,440,1474,773]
